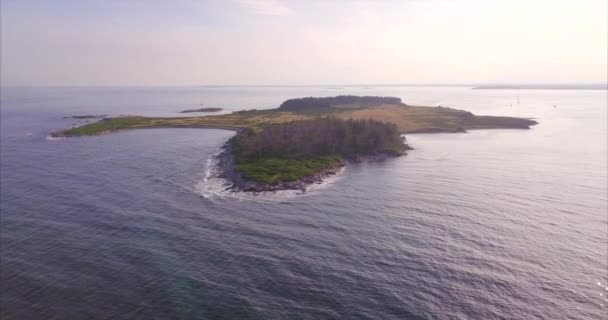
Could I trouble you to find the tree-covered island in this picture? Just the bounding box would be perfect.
[50,96,537,192]
[221,117,410,192]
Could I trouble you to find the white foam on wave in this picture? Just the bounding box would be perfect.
[194,153,346,202]
[304,166,346,193]
[194,151,230,198]
[45,135,64,141]
[203,156,215,182]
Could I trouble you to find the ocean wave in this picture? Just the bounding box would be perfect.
[45,135,64,141]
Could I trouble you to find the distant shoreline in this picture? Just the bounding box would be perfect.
[473,84,607,90]
[3,84,606,89]
[179,107,223,113]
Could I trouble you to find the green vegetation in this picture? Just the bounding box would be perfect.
[279,95,402,113]
[235,155,342,184]
[54,116,253,137]
[231,117,406,184]
[233,117,405,159]
[52,96,537,138]
[61,117,152,136]
[52,110,312,137]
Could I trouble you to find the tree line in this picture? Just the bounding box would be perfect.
[279,96,403,112]
[233,117,406,159]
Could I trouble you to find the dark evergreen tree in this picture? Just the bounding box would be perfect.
[233,117,406,160]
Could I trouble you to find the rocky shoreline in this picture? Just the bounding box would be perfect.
[216,139,412,193]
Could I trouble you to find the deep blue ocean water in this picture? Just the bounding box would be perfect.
[1,86,606,319]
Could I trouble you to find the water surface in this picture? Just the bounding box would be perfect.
[1,86,606,319]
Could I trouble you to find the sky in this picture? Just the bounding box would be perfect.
[1,0,606,86]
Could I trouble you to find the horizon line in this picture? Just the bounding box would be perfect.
[1,82,607,88]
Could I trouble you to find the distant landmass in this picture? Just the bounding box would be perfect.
[473,83,607,90]
[50,95,538,192]
[180,107,223,113]
[64,115,106,119]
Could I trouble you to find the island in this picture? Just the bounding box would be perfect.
[50,96,538,192]
[179,107,223,113]
[219,117,411,192]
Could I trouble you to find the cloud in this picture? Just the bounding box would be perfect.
[234,0,291,16]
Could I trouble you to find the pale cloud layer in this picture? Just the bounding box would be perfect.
[1,0,606,85]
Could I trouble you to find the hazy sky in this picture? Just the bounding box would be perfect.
[1,0,606,86]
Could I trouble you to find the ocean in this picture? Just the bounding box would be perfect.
[1,86,606,319]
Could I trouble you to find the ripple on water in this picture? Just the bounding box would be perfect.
[1,87,606,319]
